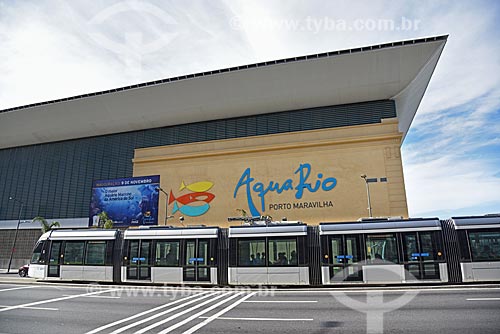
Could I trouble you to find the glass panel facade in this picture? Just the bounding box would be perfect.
[366,234,399,264]
[155,241,180,266]
[268,238,297,266]
[469,231,500,261]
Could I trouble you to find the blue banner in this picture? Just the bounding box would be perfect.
[89,175,160,227]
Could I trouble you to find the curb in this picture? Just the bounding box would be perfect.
[1,277,499,291]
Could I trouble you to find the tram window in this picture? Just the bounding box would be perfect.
[330,237,342,264]
[419,232,437,261]
[85,241,106,265]
[345,236,361,263]
[155,241,180,266]
[268,238,298,266]
[468,231,500,261]
[30,241,45,264]
[238,239,265,266]
[198,240,209,266]
[403,233,419,262]
[365,234,399,264]
[63,241,85,265]
[457,231,472,261]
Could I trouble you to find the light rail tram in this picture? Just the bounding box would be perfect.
[28,214,500,286]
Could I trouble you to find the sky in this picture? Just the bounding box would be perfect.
[0,0,499,219]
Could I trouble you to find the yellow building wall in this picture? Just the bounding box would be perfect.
[133,118,408,227]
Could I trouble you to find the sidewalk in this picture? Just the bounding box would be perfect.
[0,270,37,284]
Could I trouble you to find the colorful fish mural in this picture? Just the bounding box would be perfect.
[179,181,214,192]
[168,190,215,205]
[170,180,215,217]
[172,202,211,216]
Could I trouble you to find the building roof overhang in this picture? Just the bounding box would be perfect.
[0,35,447,149]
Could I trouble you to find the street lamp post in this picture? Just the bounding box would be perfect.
[360,175,373,218]
[156,187,170,225]
[359,175,388,218]
[7,196,25,274]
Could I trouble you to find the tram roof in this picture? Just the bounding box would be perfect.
[46,229,118,240]
[0,35,447,149]
[229,224,308,238]
[319,218,441,235]
[124,226,219,239]
[452,215,500,230]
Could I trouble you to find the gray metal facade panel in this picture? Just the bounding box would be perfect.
[0,100,395,221]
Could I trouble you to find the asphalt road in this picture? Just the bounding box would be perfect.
[0,281,499,334]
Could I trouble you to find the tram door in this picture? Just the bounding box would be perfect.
[329,235,363,282]
[402,232,441,280]
[48,241,62,277]
[183,239,210,282]
[126,240,152,280]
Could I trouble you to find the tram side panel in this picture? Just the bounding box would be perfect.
[454,216,500,282]
[29,230,118,282]
[228,224,310,285]
[319,219,449,285]
[121,227,219,285]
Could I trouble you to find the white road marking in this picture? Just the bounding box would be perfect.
[135,292,234,334]
[112,292,221,334]
[182,292,257,334]
[0,286,34,293]
[467,298,500,301]
[274,287,500,293]
[85,292,211,334]
[158,293,245,334]
[0,304,58,311]
[243,300,317,303]
[199,316,314,321]
[62,294,120,299]
[0,288,118,313]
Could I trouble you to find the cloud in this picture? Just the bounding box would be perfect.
[404,155,500,217]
